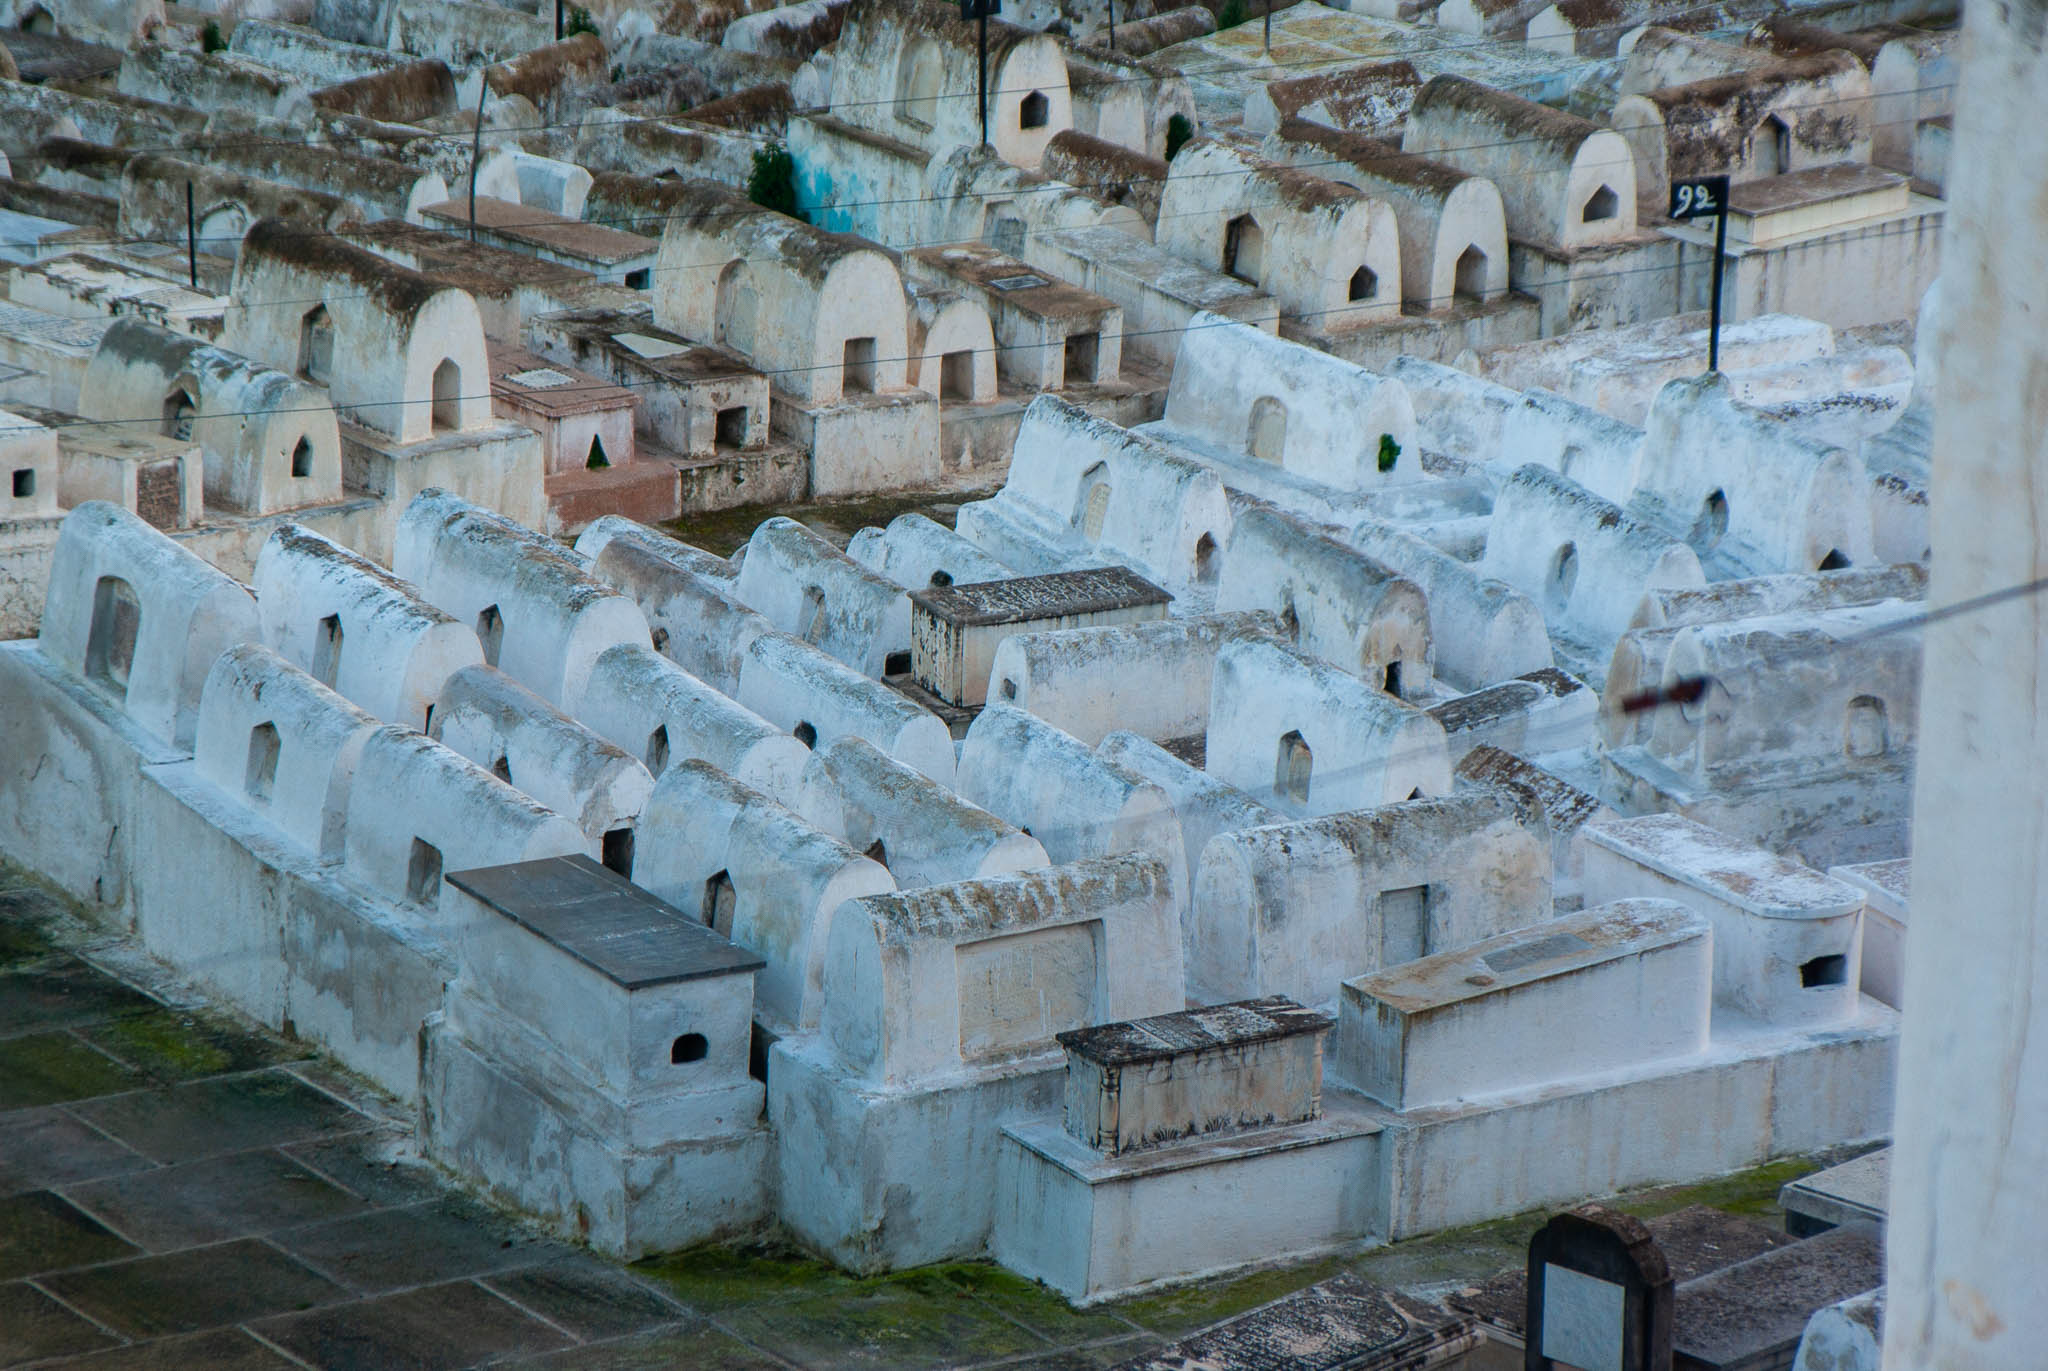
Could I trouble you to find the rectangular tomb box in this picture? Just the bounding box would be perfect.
[909,566,1171,707]
[447,854,764,1110]
[1058,996,1335,1155]
[1334,898,1712,1111]
[1582,813,1866,1028]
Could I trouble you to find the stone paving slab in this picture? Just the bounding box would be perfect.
[0,1107,153,1195]
[31,1328,306,1370]
[63,1149,375,1252]
[0,1031,148,1108]
[39,1238,354,1340]
[0,1190,140,1279]
[69,1071,362,1167]
[0,1280,122,1364]
[250,1280,578,1370]
[482,1260,695,1342]
[272,1198,558,1296]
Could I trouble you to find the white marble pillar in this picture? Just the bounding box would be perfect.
[1883,0,2048,1365]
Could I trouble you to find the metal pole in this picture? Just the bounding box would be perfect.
[1108,0,1116,50]
[468,78,487,243]
[1263,0,1270,52]
[555,0,563,38]
[978,12,989,148]
[184,181,196,288]
[1707,205,1728,372]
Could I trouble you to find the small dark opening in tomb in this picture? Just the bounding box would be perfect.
[646,724,670,772]
[1801,954,1849,988]
[491,755,513,784]
[1063,331,1099,386]
[291,438,314,478]
[794,721,817,748]
[884,650,912,676]
[586,435,610,470]
[929,569,953,587]
[406,838,443,905]
[749,1023,774,1083]
[476,604,504,667]
[716,406,749,448]
[1406,787,1424,800]
[671,1033,708,1063]
[1020,90,1049,129]
[1818,549,1851,571]
[703,870,736,934]
[13,468,35,498]
[864,839,888,866]
[602,826,635,877]
[1384,660,1402,697]
[1000,677,1017,701]
[625,268,651,290]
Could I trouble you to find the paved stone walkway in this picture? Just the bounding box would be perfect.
[0,875,1828,1371]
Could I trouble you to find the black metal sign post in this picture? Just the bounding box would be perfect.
[185,182,197,288]
[1107,0,1116,50]
[1669,174,1731,372]
[962,0,1000,147]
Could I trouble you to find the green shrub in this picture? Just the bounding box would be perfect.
[564,5,599,37]
[748,143,800,218]
[201,19,226,51]
[1217,0,1248,29]
[1377,433,1401,473]
[1165,113,1194,160]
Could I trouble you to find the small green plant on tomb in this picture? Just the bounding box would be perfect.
[202,19,227,51]
[1217,0,1248,28]
[748,143,800,218]
[1378,432,1401,473]
[1165,113,1194,160]
[565,5,599,37]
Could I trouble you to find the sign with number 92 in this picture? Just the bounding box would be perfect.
[1669,175,1731,221]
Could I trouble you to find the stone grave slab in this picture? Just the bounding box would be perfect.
[1671,1224,1884,1371]
[1778,1148,1888,1237]
[1108,1272,1481,1370]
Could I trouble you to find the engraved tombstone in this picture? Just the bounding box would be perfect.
[1524,1205,1673,1371]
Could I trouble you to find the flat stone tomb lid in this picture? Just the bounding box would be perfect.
[1059,995,1334,1067]
[1349,899,1703,1014]
[1671,1224,1884,1365]
[1111,1273,1476,1371]
[910,566,1172,628]
[447,854,764,990]
[1726,162,1907,217]
[1586,813,1863,918]
[1780,1147,1889,1222]
[421,198,657,264]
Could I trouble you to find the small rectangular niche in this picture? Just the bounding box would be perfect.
[10,468,33,499]
[601,826,636,878]
[1800,954,1849,988]
[1063,332,1099,387]
[842,337,877,394]
[715,406,749,448]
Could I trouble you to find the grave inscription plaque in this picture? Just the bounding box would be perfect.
[1524,1205,1673,1371]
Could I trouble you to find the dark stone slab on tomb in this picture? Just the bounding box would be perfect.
[1671,1224,1883,1371]
[911,566,1173,628]
[447,854,763,990]
[1109,1273,1479,1371]
[1449,1206,1798,1339]
[1060,996,1334,1067]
